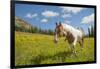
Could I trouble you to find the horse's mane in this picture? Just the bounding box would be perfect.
[61,23,76,32]
[76,26,85,35]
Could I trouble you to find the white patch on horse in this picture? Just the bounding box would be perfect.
[54,23,84,54]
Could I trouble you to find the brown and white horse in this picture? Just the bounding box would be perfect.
[54,22,85,54]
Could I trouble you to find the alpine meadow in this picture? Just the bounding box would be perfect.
[14,3,95,66]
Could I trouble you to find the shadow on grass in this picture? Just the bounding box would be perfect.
[30,51,75,64]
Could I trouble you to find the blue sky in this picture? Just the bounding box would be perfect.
[15,4,95,34]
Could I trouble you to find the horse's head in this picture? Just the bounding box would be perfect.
[54,22,64,43]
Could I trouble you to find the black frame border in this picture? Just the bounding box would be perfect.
[10,1,97,69]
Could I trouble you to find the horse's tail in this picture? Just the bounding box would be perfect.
[77,27,85,48]
[76,27,85,37]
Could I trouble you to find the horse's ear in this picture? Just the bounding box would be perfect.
[56,22,58,26]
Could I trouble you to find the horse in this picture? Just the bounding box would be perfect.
[54,22,85,54]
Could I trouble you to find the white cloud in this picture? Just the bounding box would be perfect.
[41,19,48,23]
[61,14,71,18]
[26,13,38,18]
[81,13,94,24]
[32,14,38,17]
[42,10,59,17]
[61,7,84,14]
[64,20,71,24]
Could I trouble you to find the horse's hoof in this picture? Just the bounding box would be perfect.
[81,47,84,50]
[72,51,76,54]
[74,51,77,54]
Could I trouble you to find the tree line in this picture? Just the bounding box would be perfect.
[15,23,54,35]
[88,25,94,37]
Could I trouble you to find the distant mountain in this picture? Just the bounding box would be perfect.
[15,16,41,33]
[15,16,33,30]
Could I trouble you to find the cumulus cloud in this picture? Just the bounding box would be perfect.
[42,10,59,17]
[81,13,94,24]
[26,13,38,18]
[61,14,71,18]
[41,19,48,23]
[61,7,84,14]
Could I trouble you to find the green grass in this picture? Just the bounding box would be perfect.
[15,31,95,66]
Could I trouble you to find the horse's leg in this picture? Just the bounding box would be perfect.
[72,38,77,54]
[72,45,76,54]
[65,36,67,41]
[82,38,84,48]
[79,38,84,50]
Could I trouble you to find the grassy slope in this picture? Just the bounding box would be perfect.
[15,32,94,66]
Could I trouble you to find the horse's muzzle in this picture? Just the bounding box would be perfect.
[54,39,58,44]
